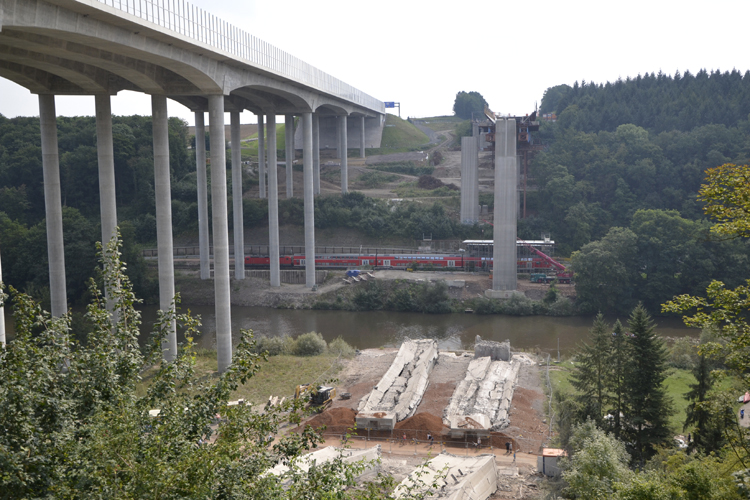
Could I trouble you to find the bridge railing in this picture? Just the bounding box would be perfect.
[90,0,384,113]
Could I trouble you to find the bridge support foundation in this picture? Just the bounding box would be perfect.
[258,114,266,199]
[231,111,244,280]
[152,95,177,360]
[302,112,316,288]
[267,114,281,287]
[39,94,67,318]
[209,95,233,373]
[285,114,294,198]
[339,115,348,193]
[195,111,210,280]
[313,113,320,195]
[488,117,517,297]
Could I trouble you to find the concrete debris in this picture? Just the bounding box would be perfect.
[394,452,497,500]
[474,336,510,361]
[357,339,438,429]
[444,355,521,433]
[268,445,381,480]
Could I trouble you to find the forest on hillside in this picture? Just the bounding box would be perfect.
[524,70,750,314]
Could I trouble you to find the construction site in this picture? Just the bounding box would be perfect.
[290,338,551,499]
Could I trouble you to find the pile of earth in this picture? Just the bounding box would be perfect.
[394,412,448,440]
[304,407,357,430]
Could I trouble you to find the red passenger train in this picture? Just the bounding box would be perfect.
[244,253,557,272]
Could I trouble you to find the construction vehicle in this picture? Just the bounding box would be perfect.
[481,220,574,284]
[517,238,573,284]
[295,384,337,410]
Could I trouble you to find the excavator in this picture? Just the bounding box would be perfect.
[294,384,337,410]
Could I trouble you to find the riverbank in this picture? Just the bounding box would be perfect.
[173,268,577,313]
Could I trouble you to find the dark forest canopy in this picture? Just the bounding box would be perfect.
[540,69,750,133]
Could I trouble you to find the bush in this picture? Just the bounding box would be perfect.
[499,293,535,316]
[328,337,356,358]
[252,335,288,356]
[669,337,698,370]
[293,331,328,356]
[547,296,575,316]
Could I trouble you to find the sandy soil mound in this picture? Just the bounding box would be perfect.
[305,407,357,429]
[394,412,448,438]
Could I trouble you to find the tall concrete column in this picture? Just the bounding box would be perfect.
[95,95,119,319]
[230,111,244,280]
[151,95,177,361]
[208,95,233,374]
[312,113,320,195]
[267,114,281,287]
[95,95,118,246]
[285,114,294,198]
[38,94,67,317]
[359,116,366,158]
[302,112,316,288]
[0,246,5,347]
[258,114,266,199]
[460,136,479,224]
[339,115,348,193]
[488,117,518,297]
[195,111,210,280]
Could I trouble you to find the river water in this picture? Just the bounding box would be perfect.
[2,305,697,355]
[139,306,698,356]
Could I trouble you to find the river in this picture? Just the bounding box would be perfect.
[2,305,698,355]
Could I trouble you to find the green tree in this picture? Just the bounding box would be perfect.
[452,91,488,120]
[684,353,725,454]
[570,314,612,424]
[608,320,629,439]
[571,227,639,314]
[0,235,429,499]
[622,304,674,465]
[699,163,750,238]
[563,420,633,500]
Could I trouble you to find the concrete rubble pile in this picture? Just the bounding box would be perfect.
[268,445,381,481]
[394,453,498,500]
[443,339,520,433]
[357,339,438,429]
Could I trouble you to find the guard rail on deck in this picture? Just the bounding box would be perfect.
[90,0,383,113]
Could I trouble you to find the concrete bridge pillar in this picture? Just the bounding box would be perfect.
[460,136,479,224]
[267,114,281,287]
[488,117,518,298]
[313,113,320,195]
[195,111,210,280]
[38,94,67,318]
[151,95,177,361]
[95,95,117,246]
[339,115,348,193]
[231,111,245,280]
[302,112,316,288]
[285,114,294,198]
[208,95,233,374]
[257,114,266,199]
[360,116,366,158]
[95,94,119,318]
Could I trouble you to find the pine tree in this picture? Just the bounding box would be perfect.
[570,313,611,425]
[684,353,725,454]
[622,304,674,464]
[608,319,629,439]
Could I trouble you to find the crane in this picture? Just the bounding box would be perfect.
[480,220,573,284]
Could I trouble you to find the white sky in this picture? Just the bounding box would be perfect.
[1,0,748,125]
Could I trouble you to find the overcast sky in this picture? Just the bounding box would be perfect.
[1,0,748,124]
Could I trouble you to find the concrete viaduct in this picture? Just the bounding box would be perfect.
[0,0,385,371]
